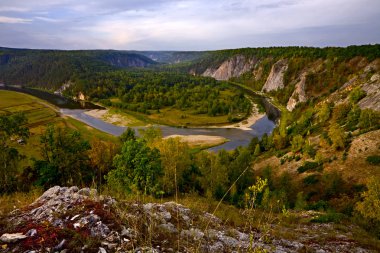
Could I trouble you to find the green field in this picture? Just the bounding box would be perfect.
[146,107,231,126]
[0,90,118,168]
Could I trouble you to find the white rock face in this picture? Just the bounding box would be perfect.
[261,59,288,92]
[202,55,256,80]
[359,81,380,111]
[286,73,308,111]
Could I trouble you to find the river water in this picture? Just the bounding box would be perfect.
[1,85,278,151]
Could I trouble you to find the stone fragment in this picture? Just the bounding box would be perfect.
[98,247,107,253]
[54,239,66,251]
[0,233,27,243]
[26,229,37,237]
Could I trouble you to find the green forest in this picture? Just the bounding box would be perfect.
[69,70,251,119]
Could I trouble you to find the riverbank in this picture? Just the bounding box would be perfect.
[163,134,228,149]
[85,101,265,130]
[202,103,265,130]
[84,108,144,127]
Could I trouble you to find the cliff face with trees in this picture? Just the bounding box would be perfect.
[184,45,380,113]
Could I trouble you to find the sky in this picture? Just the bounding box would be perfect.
[0,0,379,50]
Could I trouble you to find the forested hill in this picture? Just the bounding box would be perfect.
[0,48,157,89]
[137,51,206,64]
[185,45,380,72]
[1,45,380,108]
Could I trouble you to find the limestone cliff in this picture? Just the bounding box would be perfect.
[358,60,380,111]
[201,55,257,80]
[359,73,380,111]
[286,73,308,111]
[261,59,288,92]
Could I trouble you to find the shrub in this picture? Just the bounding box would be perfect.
[311,212,345,223]
[308,200,329,211]
[355,177,380,222]
[303,174,320,185]
[349,86,366,104]
[297,161,322,173]
[366,155,380,165]
[354,177,380,238]
[291,135,304,153]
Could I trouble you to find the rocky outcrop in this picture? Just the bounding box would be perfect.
[261,59,288,92]
[359,74,380,111]
[286,73,308,111]
[202,55,257,80]
[77,91,86,101]
[0,187,373,253]
[336,60,380,111]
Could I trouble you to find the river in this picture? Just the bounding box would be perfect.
[1,85,279,151]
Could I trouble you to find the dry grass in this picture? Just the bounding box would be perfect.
[325,129,380,183]
[0,188,43,217]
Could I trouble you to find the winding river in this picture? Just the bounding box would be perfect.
[1,85,279,151]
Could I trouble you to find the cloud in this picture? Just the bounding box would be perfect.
[0,0,379,49]
[0,16,31,24]
[34,16,62,23]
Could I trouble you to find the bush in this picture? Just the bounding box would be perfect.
[355,177,380,222]
[354,177,380,238]
[303,174,320,185]
[366,155,380,165]
[308,200,329,211]
[311,212,345,223]
[297,161,322,173]
[349,87,366,104]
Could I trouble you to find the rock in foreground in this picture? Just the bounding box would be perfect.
[0,187,373,252]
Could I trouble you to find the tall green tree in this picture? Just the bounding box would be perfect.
[107,139,162,195]
[119,127,136,143]
[153,137,192,196]
[34,125,91,188]
[0,113,29,192]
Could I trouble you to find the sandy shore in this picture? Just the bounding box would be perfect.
[84,109,138,126]
[164,134,228,148]
[205,103,265,130]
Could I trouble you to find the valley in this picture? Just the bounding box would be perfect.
[0,45,379,252]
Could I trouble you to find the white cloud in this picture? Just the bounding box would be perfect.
[0,16,31,24]
[34,16,62,23]
[0,0,379,49]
